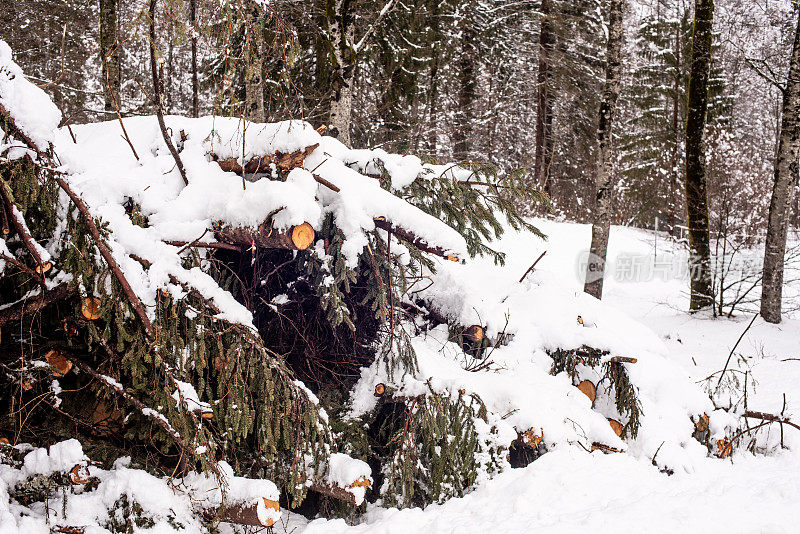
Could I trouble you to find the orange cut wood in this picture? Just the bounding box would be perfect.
[0,437,10,445]
[290,222,315,250]
[374,383,386,397]
[349,476,371,489]
[45,349,73,377]
[608,419,624,437]
[577,380,597,403]
[463,325,485,343]
[716,438,733,459]
[69,464,91,485]
[695,413,709,432]
[35,261,53,274]
[262,498,280,527]
[200,410,214,420]
[81,297,102,320]
[521,428,543,448]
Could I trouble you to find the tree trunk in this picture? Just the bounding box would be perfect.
[244,1,265,123]
[533,0,555,198]
[327,0,355,146]
[684,0,714,311]
[190,0,199,118]
[760,9,800,324]
[453,4,476,161]
[99,0,120,115]
[584,0,625,300]
[427,0,441,153]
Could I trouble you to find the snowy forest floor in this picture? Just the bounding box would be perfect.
[281,219,800,534]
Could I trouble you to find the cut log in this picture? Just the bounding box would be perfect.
[211,498,280,527]
[577,380,596,403]
[308,479,370,505]
[213,144,319,174]
[216,222,315,251]
[608,418,623,437]
[0,437,9,445]
[44,350,73,377]
[374,383,386,397]
[463,325,485,343]
[373,217,459,261]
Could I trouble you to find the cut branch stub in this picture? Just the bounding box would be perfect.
[463,325,485,343]
[577,380,596,404]
[44,350,73,377]
[213,144,319,174]
[520,428,543,448]
[211,498,280,527]
[695,413,709,432]
[608,419,623,437]
[81,297,102,320]
[374,383,386,397]
[215,222,315,251]
[68,464,91,485]
[373,217,459,262]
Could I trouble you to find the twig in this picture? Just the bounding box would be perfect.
[148,0,188,185]
[519,250,547,283]
[716,313,758,390]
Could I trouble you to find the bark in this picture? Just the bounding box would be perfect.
[244,1,265,123]
[684,0,715,310]
[327,0,355,146]
[0,283,76,328]
[208,499,279,527]
[760,9,800,324]
[373,218,459,261]
[533,0,556,197]
[453,5,476,161]
[584,0,625,299]
[99,0,120,115]
[190,0,199,118]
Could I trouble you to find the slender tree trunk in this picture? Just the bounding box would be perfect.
[584,0,625,299]
[327,0,355,146]
[670,18,681,236]
[99,0,120,115]
[244,1,265,123]
[427,0,441,153]
[453,5,476,161]
[684,0,715,311]
[533,0,556,198]
[190,0,199,118]
[760,9,800,324]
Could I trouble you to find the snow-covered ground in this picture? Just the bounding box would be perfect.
[280,219,800,534]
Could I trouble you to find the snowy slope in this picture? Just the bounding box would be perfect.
[283,220,800,534]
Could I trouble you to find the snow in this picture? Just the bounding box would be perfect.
[302,219,800,533]
[325,453,372,505]
[0,40,61,151]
